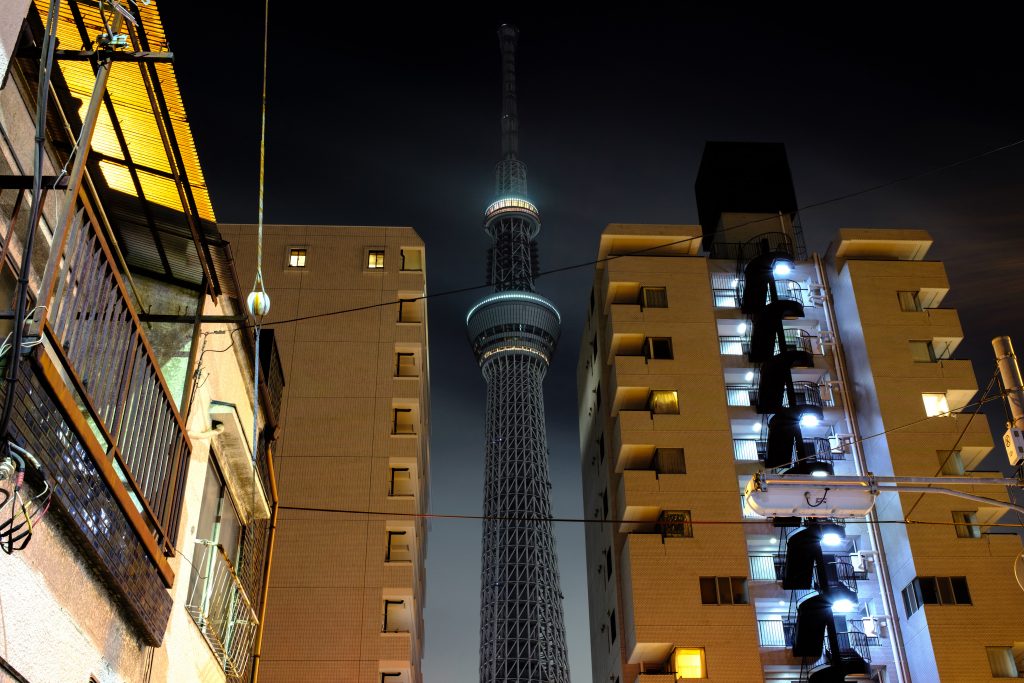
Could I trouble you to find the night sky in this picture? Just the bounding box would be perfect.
[160,6,1024,681]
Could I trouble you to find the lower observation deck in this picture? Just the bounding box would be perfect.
[466,291,561,365]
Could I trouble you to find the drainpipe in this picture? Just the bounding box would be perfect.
[814,253,911,683]
[250,444,279,682]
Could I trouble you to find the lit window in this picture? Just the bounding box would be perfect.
[645,336,673,360]
[952,511,981,538]
[922,393,950,417]
[897,290,923,312]
[659,510,693,538]
[648,390,679,415]
[987,646,1020,678]
[368,249,385,269]
[641,286,668,309]
[909,340,937,363]
[699,576,748,605]
[288,248,307,268]
[673,647,707,679]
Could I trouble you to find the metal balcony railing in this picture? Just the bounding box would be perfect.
[719,335,745,355]
[749,554,783,581]
[757,618,795,647]
[187,540,260,678]
[734,439,760,461]
[726,384,755,406]
[41,209,190,552]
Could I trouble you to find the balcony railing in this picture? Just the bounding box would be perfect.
[734,437,843,463]
[734,439,760,461]
[187,540,260,678]
[749,554,784,581]
[40,208,190,552]
[757,618,795,648]
[719,335,745,355]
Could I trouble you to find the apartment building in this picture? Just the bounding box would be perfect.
[577,142,1024,682]
[0,2,279,682]
[224,225,431,683]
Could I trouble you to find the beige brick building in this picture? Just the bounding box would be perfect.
[225,225,430,682]
[577,143,1024,682]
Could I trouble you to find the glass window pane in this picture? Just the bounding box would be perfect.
[951,576,972,604]
[673,648,706,679]
[699,577,718,604]
[717,577,733,604]
[922,393,950,417]
[987,646,1019,677]
[654,448,686,474]
[898,290,922,312]
[937,576,955,605]
[918,577,938,604]
[938,450,965,475]
[909,340,936,362]
[648,390,679,414]
[641,286,668,308]
[731,577,749,604]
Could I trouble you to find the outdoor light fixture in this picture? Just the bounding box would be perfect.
[745,371,755,382]
[737,322,748,334]
[769,537,778,544]
[773,259,793,277]
[731,278,739,287]
[811,469,829,478]
[822,532,843,547]
[799,412,820,428]
[752,422,762,433]
[831,598,857,613]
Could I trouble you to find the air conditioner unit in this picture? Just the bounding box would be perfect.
[850,551,872,574]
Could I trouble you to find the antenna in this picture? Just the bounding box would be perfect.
[494,25,527,197]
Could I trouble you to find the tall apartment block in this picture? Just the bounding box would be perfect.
[577,142,1024,682]
[224,225,431,682]
[1,3,279,682]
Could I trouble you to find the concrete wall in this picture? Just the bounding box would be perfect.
[0,1,30,86]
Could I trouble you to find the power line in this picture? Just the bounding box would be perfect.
[276,503,1024,530]
[242,134,1024,330]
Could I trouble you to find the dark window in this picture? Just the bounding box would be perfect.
[598,434,605,464]
[645,336,673,360]
[641,286,668,309]
[609,609,617,643]
[904,576,972,615]
[595,382,602,411]
[602,489,609,519]
[605,547,613,582]
[660,510,693,538]
[654,448,685,474]
[700,576,748,604]
[381,674,403,682]
[590,287,596,313]
[591,334,598,361]
[897,290,923,312]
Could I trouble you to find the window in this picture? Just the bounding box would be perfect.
[909,340,937,363]
[604,547,613,582]
[288,248,307,268]
[938,449,965,475]
[609,609,617,643]
[952,511,981,539]
[648,390,679,415]
[595,382,602,411]
[654,447,685,474]
[897,290,923,312]
[673,647,707,679]
[392,408,415,435]
[598,433,605,464]
[903,576,972,616]
[922,392,950,417]
[381,674,403,683]
[398,298,423,323]
[987,646,1020,678]
[660,510,693,538]
[590,287,596,313]
[189,463,242,600]
[645,336,673,360]
[389,466,414,496]
[641,286,668,309]
[602,489,609,519]
[699,576,748,605]
[591,334,598,361]
[383,599,407,632]
[368,249,385,269]
[400,248,422,271]
[386,530,411,562]
[395,352,417,377]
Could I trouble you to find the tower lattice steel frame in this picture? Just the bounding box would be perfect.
[466,25,571,683]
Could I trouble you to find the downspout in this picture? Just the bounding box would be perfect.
[250,443,279,682]
[814,253,912,683]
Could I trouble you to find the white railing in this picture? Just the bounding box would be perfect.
[186,540,260,677]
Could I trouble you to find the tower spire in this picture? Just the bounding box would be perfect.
[499,24,519,161]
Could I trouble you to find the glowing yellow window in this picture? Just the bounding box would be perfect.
[673,647,706,679]
[288,248,306,268]
[368,249,385,269]
[922,392,950,417]
[648,390,679,415]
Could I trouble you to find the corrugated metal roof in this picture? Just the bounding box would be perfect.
[34,0,226,293]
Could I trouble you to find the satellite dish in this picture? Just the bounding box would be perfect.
[1015,551,1024,593]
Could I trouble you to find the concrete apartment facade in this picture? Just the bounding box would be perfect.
[1,2,279,682]
[224,225,430,683]
[577,143,1024,682]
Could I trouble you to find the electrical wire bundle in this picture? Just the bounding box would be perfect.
[0,442,52,554]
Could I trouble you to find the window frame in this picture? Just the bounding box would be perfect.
[897,290,923,312]
[388,466,414,496]
[367,248,386,270]
[909,339,937,363]
[287,247,307,268]
[645,336,674,360]
[922,392,951,417]
[386,529,411,562]
[392,408,415,435]
[952,510,982,539]
[659,509,693,538]
[395,351,417,378]
[699,576,748,605]
[640,286,668,309]
[648,389,680,415]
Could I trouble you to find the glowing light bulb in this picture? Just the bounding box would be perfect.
[778,600,786,606]
[769,537,778,544]
[731,278,739,287]
[773,260,793,277]
[811,469,828,478]
[752,422,762,433]
[831,599,856,612]
[744,371,755,382]
[822,532,843,546]
[737,322,747,334]
[800,412,820,428]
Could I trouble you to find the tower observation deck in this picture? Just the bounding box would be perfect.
[465,24,571,683]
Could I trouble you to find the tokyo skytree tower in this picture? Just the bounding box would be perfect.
[465,24,571,683]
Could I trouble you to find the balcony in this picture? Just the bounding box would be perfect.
[749,554,784,582]
[757,618,795,648]
[733,438,844,464]
[186,540,260,678]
